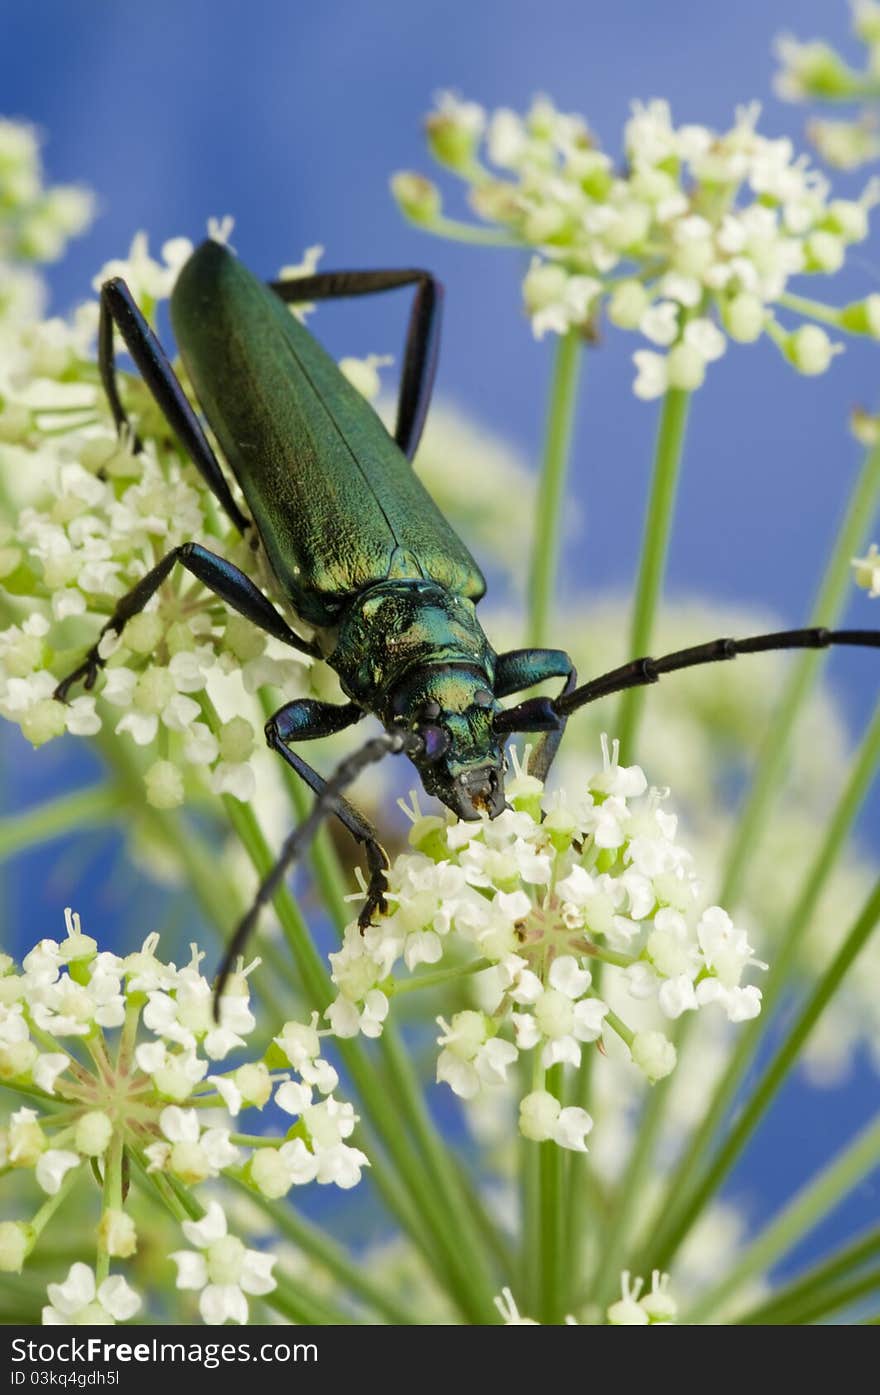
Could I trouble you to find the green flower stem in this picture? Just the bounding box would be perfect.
[231,1178,417,1325]
[616,388,692,757]
[650,876,880,1275]
[735,1225,880,1326]
[602,1009,634,1048]
[777,292,845,327]
[0,785,120,860]
[644,698,880,1266]
[772,1267,880,1325]
[590,1073,671,1311]
[536,1062,567,1323]
[389,957,493,994]
[684,1113,880,1324]
[527,329,583,648]
[425,217,522,247]
[96,1130,124,1283]
[27,1168,81,1250]
[220,794,496,1322]
[719,430,880,909]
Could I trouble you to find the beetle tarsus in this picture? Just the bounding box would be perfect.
[54,653,102,704]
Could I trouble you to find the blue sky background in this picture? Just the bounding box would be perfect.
[2,1,879,1297]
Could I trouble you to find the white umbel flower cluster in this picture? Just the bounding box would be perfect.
[0,910,369,1324]
[393,92,880,397]
[326,738,765,1140]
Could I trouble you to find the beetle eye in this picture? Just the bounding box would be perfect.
[419,722,450,762]
[419,700,441,720]
[473,688,493,708]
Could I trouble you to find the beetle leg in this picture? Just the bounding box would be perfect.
[99,278,251,533]
[494,648,576,781]
[54,542,317,701]
[266,699,391,928]
[268,268,442,460]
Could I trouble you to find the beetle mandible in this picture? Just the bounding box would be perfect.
[54,239,880,992]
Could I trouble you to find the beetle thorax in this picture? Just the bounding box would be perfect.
[328,579,496,709]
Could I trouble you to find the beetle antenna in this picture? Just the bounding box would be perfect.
[552,627,880,718]
[213,728,424,1012]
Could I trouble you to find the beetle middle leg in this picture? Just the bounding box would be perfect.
[265,697,392,930]
[54,542,316,701]
[268,268,442,460]
[494,647,576,781]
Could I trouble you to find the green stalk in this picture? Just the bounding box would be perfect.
[685,1114,880,1323]
[616,388,692,758]
[719,432,880,909]
[95,1130,124,1284]
[231,1178,417,1325]
[590,1074,671,1310]
[221,795,497,1321]
[736,1225,880,1325]
[642,699,880,1267]
[536,1062,566,1323]
[527,329,583,648]
[0,785,120,859]
[650,877,880,1274]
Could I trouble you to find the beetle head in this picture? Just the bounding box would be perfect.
[386,665,507,821]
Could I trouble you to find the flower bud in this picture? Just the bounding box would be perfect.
[519,1089,561,1142]
[124,612,164,655]
[631,1030,677,1082]
[390,172,442,226]
[786,324,842,375]
[144,760,185,810]
[21,699,67,747]
[0,1041,38,1080]
[0,1221,32,1273]
[804,231,845,273]
[218,716,255,763]
[233,1062,272,1109]
[840,294,880,338]
[99,1208,137,1258]
[722,292,765,343]
[74,1110,113,1156]
[250,1147,292,1199]
[425,98,484,172]
[666,342,706,391]
[607,281,650,329]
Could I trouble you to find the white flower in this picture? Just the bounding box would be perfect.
[436,1012,519,1099]
[853,543,880,597]
[495,1287,538,1324]
[43,1263,141,1325]
[607,1270,677,1325]
[171,1202,276,1325]
[518,1089,593,1151]
[35,1149,80,1195]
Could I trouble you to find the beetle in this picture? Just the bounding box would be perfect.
[54,238,880,993]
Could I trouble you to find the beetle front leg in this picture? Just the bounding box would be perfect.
[266,699,392,928]
[54,542,316,702]
[494,648,576,782]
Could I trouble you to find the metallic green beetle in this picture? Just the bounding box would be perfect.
[55,238,880,987]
